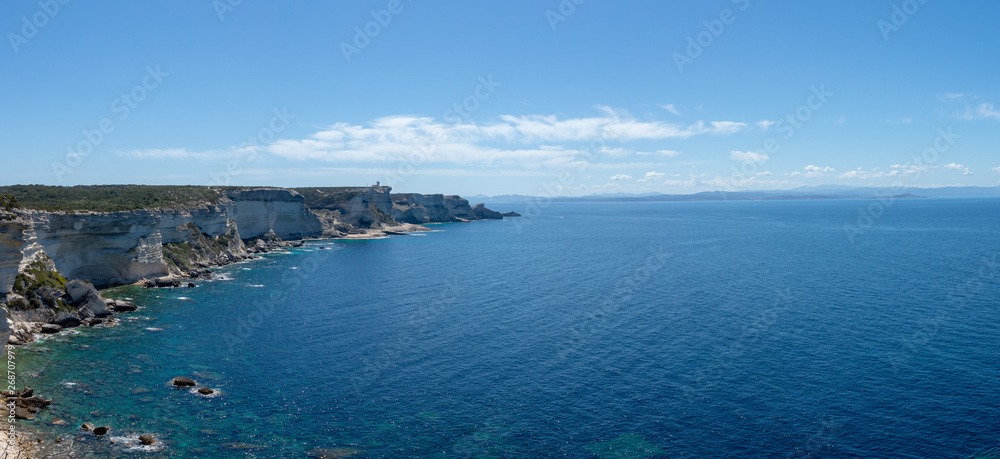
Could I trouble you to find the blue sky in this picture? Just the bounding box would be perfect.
[2,0,1000,196]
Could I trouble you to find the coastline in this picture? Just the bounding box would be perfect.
[5,217,499,458]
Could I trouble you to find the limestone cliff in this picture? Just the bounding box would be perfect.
[391,194,503,224]
[9,188,320,287]
[223,188,322,240]
[293,186,396,231]
[0,185,507,347]
[0,186,503,290]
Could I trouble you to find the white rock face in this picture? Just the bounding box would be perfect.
[9,189,322,288]
[223,189,322,239]
[0,218,29,295]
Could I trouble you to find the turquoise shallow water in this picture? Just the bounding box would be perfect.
[13,199,1000,457]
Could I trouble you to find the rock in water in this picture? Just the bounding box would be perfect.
[79,294,112,318]
[13,407,33,420]
[80,422,95,431]
[40,324,63,334]
[50,418,68,426]
[65,280,99,304]
[172,377,196,387]
[139,434,155,445]
[51,312,82,328]
[111,301,138,312]
[93,426,110,436]
[197,387,214,395]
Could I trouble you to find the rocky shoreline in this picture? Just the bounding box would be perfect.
[0,186,519,457]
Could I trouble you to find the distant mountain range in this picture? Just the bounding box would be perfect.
[466,186,1000,204]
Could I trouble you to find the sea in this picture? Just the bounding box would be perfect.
[15,198,1000,458]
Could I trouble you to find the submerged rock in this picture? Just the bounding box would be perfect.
[50,418,68,426]
[171,377,196,387]
[139,433,156,445]
[307,447,365,458]
[80,422,95,431]
[223,442,267,450]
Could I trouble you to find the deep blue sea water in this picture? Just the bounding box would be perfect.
[16,198,1000,458]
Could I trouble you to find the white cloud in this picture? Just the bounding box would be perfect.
[792,165,836,178]
[756,120,775,130]
[957,103,1000,121]
[656,149,682,157]
[610,174,632,181]
[993,166,1000,175]
[599,147,630,156]
[944,163,972,175]
[638,171,666,183]
[662,174,706,187]
[659,104,681,115]
[266,111,758,166]
[837,165,926,180]
[729,150,768,162]
[941,93,964,101]
[116,147,254,160]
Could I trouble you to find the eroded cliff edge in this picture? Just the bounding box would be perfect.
[0,185,507,345]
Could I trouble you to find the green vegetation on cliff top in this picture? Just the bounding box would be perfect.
[291,187,374,209]
[0,185,224,212]
[0,185,388,212]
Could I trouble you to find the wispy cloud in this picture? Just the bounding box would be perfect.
[610,174,632,181]
[116,147,254,160]
[944,163,972,175]
[659,104,680,115]
[791,165,836,178]
[729,150,768,162]
[266,110,758,166]
[638,171,666,183]
[956,103,1000,121]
